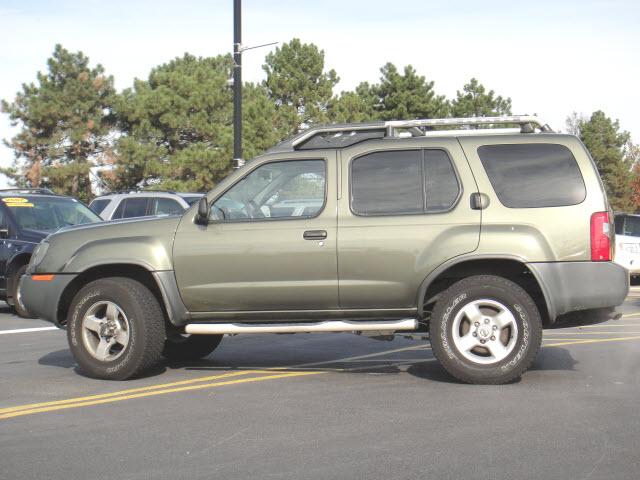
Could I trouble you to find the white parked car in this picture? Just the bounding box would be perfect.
[89,191,203,220]
[614,213,640,277]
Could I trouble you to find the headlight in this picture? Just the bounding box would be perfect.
[29,241,49,268]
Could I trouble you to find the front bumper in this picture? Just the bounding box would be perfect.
[527,261,629,322]
[20,274,77,326]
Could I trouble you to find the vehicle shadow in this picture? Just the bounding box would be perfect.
[548,308,617,329]
[38,349,168,379]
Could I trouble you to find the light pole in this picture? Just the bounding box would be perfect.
[233,0,243,168]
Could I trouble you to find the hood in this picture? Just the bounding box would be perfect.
[37,215,182,274]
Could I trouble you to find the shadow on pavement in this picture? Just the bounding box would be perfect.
[548,308,616,329]
[531,347,577,371]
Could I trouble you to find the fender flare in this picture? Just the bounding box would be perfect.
[416,254,556,321]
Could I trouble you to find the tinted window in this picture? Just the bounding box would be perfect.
[425,150,460,212]
[352,150,423,215]
[153,198,184,215]
[621,216,640,237]
[214,160,326,221]
[89,198,110,215]
[120,198,150,218]
[477,144,586,208]
[351,150,460,216]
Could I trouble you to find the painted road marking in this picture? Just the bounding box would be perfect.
[0,326,58,335]
[0,370,264,415]
[544,336,640,348]
[0,344,432,420]
[0,371,324,420]
[544,331,640,335]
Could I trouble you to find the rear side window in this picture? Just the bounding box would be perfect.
[153,198,184,215]
[477,144,586,208]
[351,149,460,216]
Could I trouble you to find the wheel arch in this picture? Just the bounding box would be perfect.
[6,252,33,302]
[56,264,188,327]
[417,255,555,326]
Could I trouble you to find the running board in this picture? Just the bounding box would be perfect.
[184,318,418,335]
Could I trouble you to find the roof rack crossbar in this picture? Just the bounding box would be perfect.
[291,115,553,149]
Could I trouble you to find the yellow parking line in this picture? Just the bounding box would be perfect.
[0,371,323,420]
[544,331,640,335]
[544,336,640,348]
[0,370,267,415]
[579,324,640,328]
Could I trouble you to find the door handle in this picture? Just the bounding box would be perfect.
[303,230,327,240]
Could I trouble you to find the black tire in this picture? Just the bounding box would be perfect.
[430,275,542,385]
[162,334,223,361]
[12,264,35,318]
[67,277,166,380]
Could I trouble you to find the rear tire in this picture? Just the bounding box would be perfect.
[162,334,223,361]
[430,275,542,385]
[67,277,166,380]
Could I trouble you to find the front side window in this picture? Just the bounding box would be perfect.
[477,143,586,208]
[351,149,460,216]
[89,198,110,215]
[213,159,326,221]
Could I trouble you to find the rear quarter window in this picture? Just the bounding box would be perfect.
[477,143,586,208]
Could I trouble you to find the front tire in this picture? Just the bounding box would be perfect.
[67,277,166,380]
[430,275,542,385]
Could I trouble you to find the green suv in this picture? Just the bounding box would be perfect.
[20,116,628,384]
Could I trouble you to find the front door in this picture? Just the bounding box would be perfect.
[174,154,338,313]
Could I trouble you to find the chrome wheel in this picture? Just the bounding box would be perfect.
[451,298,518,365]
[81,301,130,362]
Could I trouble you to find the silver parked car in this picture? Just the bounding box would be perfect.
[89,191,203,220]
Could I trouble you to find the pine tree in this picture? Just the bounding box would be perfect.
[450,78,512,117]
[1,44,116,201]
[263,39,339,132]
[578,111,633,211]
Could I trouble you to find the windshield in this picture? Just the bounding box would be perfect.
[3,195,101,232]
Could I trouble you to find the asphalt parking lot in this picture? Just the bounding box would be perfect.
[2,290,640,480]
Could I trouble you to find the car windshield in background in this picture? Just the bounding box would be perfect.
[3,196,101,232]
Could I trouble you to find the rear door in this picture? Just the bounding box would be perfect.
[337,137,481,309]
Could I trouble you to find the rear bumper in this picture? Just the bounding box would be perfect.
[19,274,77,326]
[527,261,629,322]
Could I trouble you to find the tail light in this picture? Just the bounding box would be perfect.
[590,212,611,261]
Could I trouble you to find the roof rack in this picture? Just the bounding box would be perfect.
[0,188,56,195]
[95,189,178,197]
[287,115,553,150]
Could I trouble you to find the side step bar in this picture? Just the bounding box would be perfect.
[185,318,418,335]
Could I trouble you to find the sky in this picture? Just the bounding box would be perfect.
[1,0,639,186]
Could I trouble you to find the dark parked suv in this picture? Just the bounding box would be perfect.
[0,189,101,316]
[21,116,629,383]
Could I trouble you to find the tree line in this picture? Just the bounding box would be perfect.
[2,39,638,211]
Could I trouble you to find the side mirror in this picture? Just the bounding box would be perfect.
[0,227,8,239]
[194,197,210,225]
